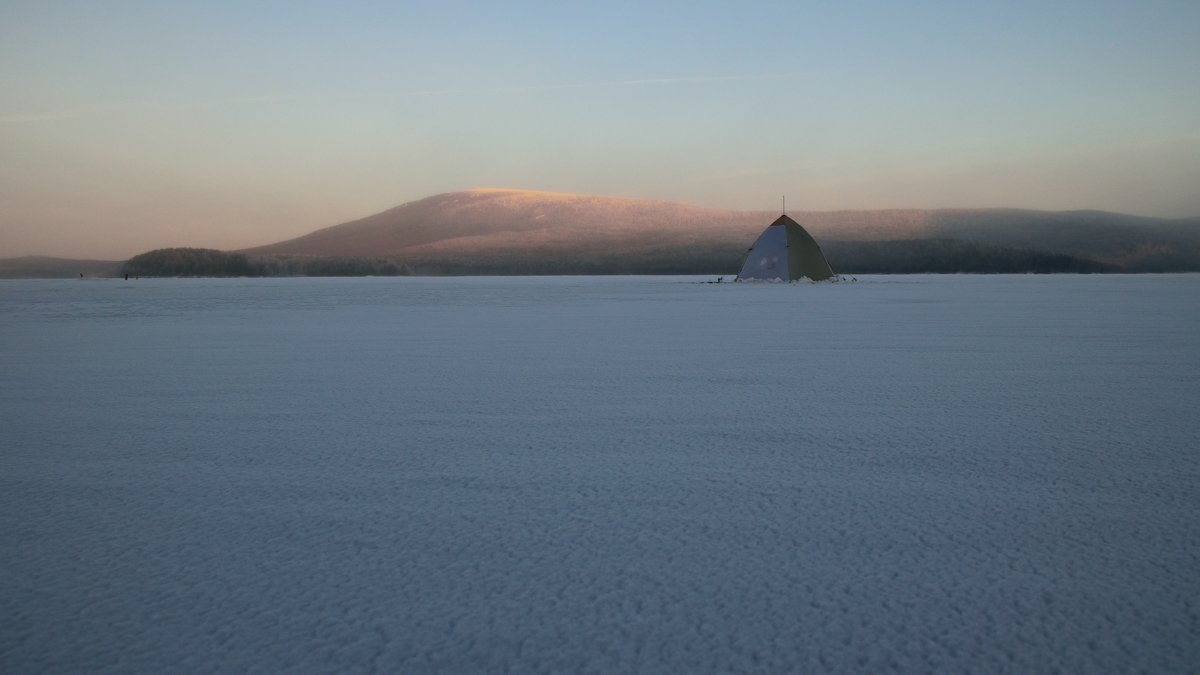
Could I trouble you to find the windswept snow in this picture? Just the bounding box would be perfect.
[2,275,1198,673]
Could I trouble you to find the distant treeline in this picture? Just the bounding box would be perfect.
[822,239,1117,274]
[121,248,410,277]
[114,240,1134,278]
[396,239,1117,275]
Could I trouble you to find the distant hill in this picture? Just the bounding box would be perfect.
[241,188,1200,274]
[6,189,1198,277]
[0,256,120,279]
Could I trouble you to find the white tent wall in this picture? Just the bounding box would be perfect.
[736,222,790,281]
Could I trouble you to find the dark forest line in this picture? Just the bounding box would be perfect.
[120,240,1121,277]
[120,248,410,277]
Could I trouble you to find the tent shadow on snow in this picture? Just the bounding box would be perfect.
[736,214,836,282]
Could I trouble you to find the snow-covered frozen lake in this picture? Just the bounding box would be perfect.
[2,275,1198,673]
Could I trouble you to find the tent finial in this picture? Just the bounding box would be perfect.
[782,195,786,215]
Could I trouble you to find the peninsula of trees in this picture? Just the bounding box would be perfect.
[120,248,409,278]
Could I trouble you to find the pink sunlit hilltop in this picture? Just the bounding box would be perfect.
[245,188,769,257]
[239,188,1200,274]
[3,189,1198,277]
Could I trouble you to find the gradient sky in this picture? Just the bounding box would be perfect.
[2,0,1198,259]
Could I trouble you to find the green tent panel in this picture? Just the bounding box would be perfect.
[737,215,835,282]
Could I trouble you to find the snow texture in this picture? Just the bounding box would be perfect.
[2,275,1198,673]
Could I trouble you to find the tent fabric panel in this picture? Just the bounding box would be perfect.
[785,220,835,281]
[736,223,790,280]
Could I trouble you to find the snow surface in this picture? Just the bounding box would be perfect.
[2,275,1198,673]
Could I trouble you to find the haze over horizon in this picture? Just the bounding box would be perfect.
[3,1,1198,260]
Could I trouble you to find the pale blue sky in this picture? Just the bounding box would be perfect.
[2,0,1198,258]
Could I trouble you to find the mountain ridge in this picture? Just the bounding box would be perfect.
[242,188,1200,273]
[4,188,1198,276]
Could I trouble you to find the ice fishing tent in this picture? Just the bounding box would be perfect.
[736,214,835,282]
